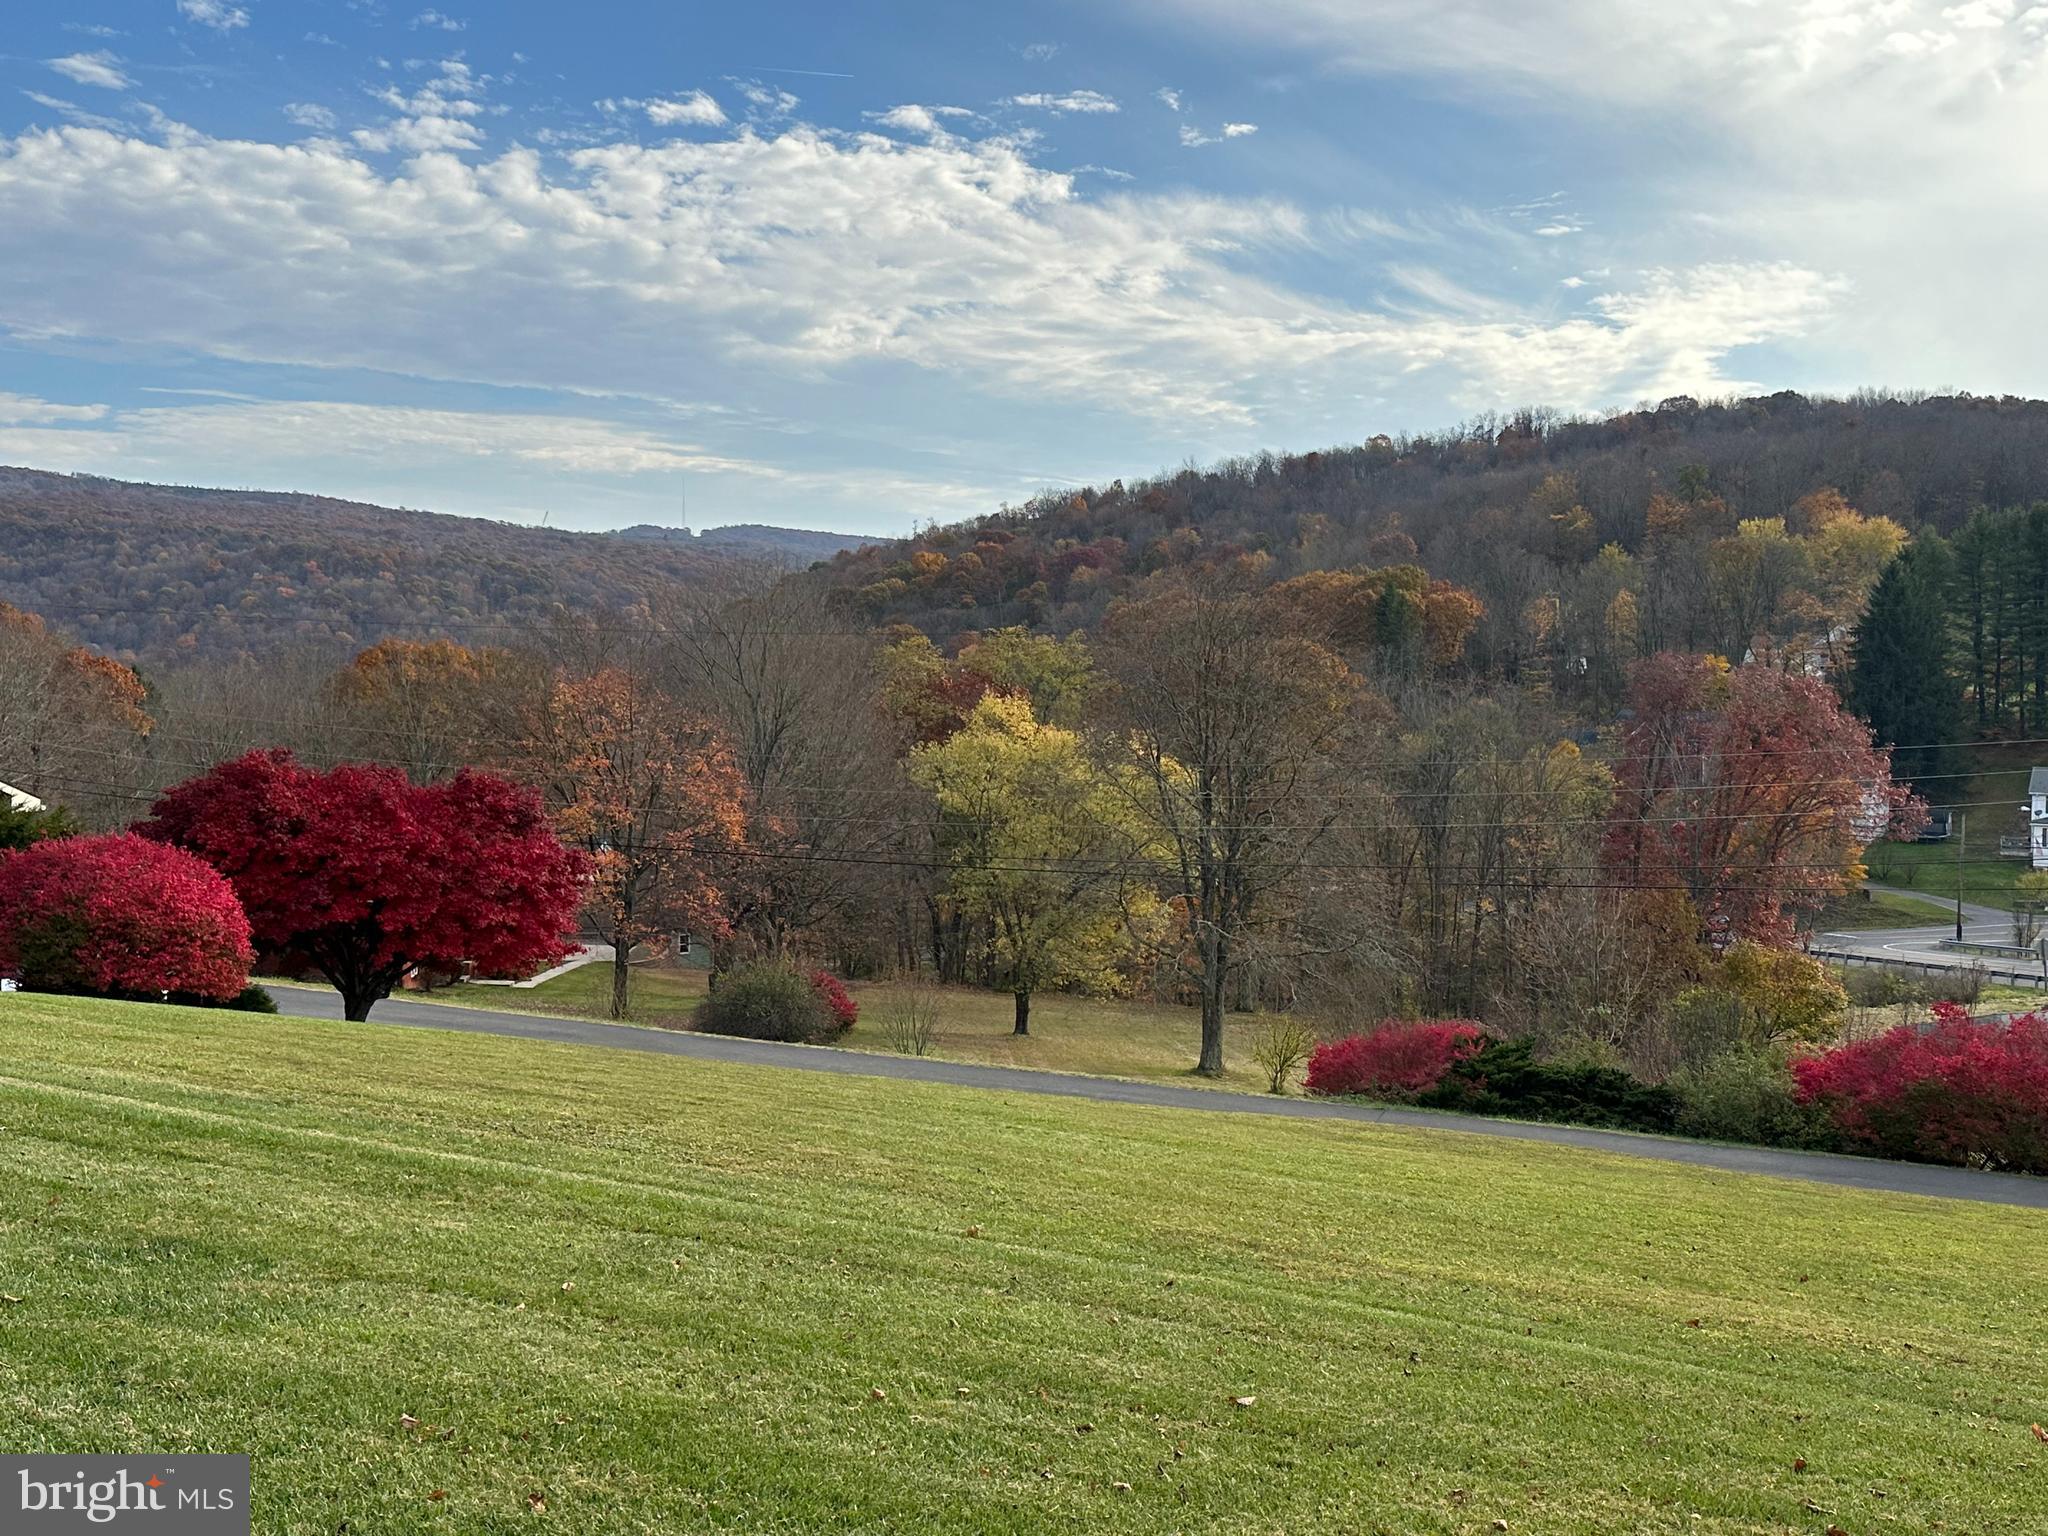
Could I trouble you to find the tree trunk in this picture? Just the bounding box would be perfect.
[340,985,377,1023]
[1196,932,1227,1076]
[1013,989,1030,1036]
[610,945,631,1020]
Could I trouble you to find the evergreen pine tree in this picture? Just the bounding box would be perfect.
[1846,535,1960,784]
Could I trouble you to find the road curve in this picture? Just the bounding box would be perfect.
[270,988,2048,1211]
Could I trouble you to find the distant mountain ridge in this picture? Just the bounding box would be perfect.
[610,521,865,564]
[0,466,879,664]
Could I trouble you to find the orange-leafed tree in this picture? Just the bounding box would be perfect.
[1602,653,1922,947]
[524,667,749,1018]
[333,637,513,781]
[1263,565,1484,670]
[0,603,153,816]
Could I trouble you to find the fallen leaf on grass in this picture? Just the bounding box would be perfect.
[400,1414,421,1431]
[0,1295,20,1305]
[2032,1424,2047,1443]
[869,1388,888,1402]
[1231,1396,1257,1408]
[1112,1481,1132,1494]
[1793,1458,1807,1472]
[524,1492,547,1513]
[426,1491,446,1502]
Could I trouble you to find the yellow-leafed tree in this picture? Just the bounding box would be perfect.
[909,693,1153,1036]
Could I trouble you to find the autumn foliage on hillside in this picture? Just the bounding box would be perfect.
[0,466,844,664]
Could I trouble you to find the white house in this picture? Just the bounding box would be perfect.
[2026,768,2048,870]
[0,779,45,814]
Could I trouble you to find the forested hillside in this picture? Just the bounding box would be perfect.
[0,467,868,663]
[820,392,2048,704]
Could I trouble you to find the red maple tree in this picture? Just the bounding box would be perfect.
[1603,654,1921,946]
[0,832,253,1000]
[137,750,587,1021]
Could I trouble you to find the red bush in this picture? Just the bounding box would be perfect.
[1304,1020,1486,1099]
[1793,1002,2048,1171]
[809,970,859,1033]
[0,832,253,1000]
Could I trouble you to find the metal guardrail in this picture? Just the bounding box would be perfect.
[1808,944,2046,988]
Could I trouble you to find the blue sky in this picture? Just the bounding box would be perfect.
[1,1,2043,535]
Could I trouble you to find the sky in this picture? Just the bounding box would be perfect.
[0,1,2043,536]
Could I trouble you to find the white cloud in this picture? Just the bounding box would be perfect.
[0,398,1002,523]
[0,118,1839,428]
[1154,87,1183,111]
[868,104,953,137]
[411,9,465,30]
[1136,0,2048,401]
[1006,90,1119,114]
[1179,119,1256,147]
[47,52,132,91]
[1021,42,1062,61]
[0,392,109,425]
[284,102,338,130]
[19,92,124,131]
[728,78,800,118]
[352,58,487,155]
[177,0,251,31]
[643,91,726,127]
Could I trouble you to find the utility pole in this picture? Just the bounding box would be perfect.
[1955,808,1966,944]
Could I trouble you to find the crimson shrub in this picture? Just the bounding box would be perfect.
[0,832,253,1001]
[1303,1020,1485,1099]
[1793,1002,2048,1171]
[809,970,859,1033]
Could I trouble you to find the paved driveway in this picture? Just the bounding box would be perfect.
[267,988,2048,1210]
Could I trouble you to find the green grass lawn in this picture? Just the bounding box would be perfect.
[1867,741,2046,906]
[378,965,1279,1092]
[3,996,2046,1533]
[1863,838,2036,907]
[1807,887,1955,931]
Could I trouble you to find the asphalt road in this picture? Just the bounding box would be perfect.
[270,987,2048,1210]
[1811,882,2045,981]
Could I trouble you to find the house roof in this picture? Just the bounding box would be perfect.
[2031,767,2048,799]
[0,779,46,813]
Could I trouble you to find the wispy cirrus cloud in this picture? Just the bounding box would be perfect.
[1004,90,1119,114]
[47,52,132,91]
[177,0,251,31]
[0,114,1840,428]
[0,392,109,425]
